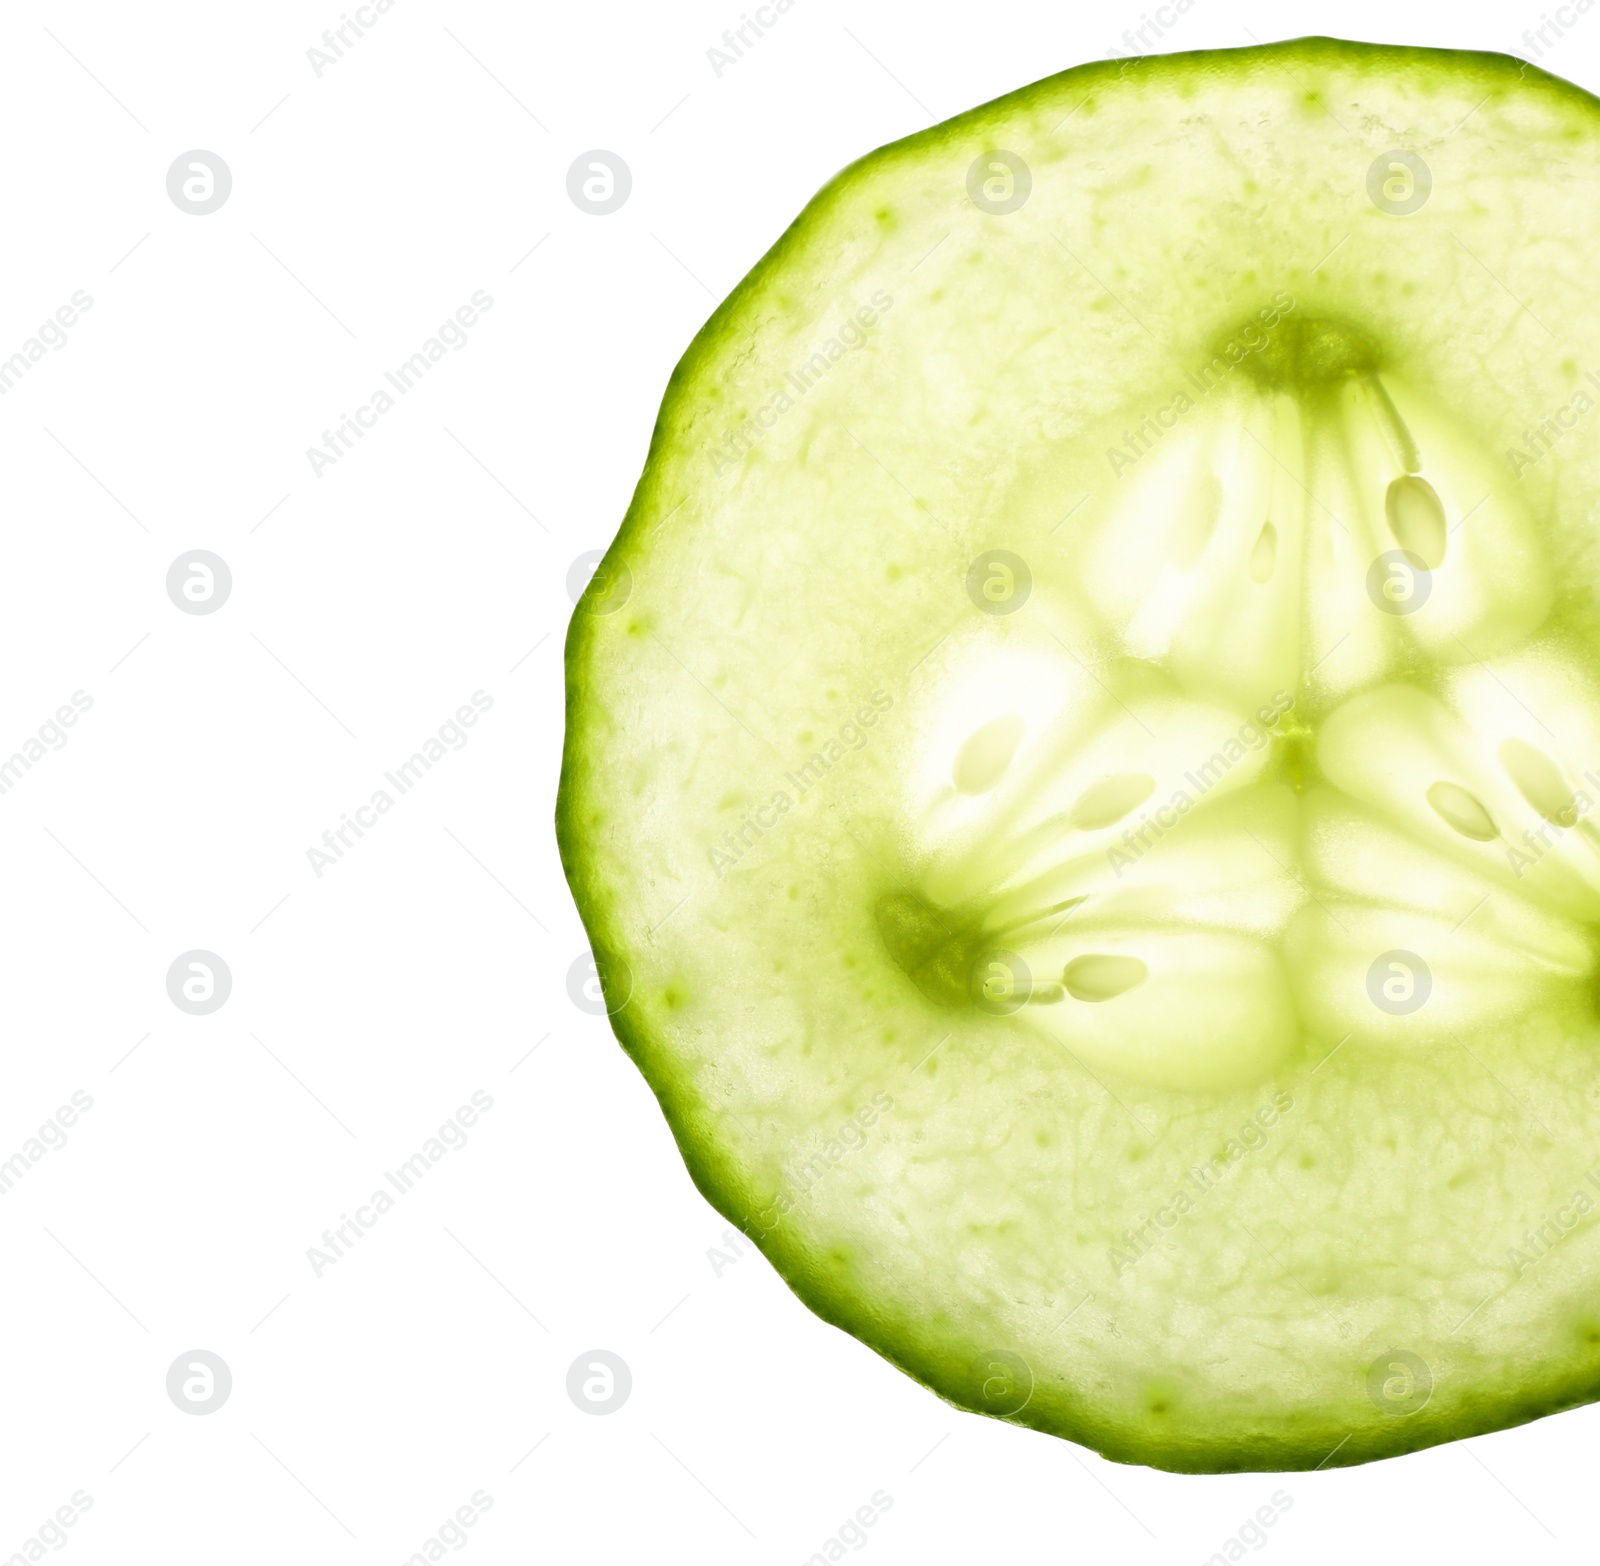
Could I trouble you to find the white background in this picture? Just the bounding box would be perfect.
[0,1,1593,1563]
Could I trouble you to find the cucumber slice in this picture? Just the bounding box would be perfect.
[558,38,1600,1470]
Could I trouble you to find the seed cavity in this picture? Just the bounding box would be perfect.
[1426,780,1498,841]
[1174,474,1223,568]
[1499,737,1579,827]
[1385,476,1447,569]
[1062,953,1149,1002]
[1248,521,1277,583]
[953,713,1026,795]
[1069,772,1155,830]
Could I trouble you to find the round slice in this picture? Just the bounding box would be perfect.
[558,37,1600,1470]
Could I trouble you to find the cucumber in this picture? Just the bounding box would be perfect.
[557,37,1600,1470]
